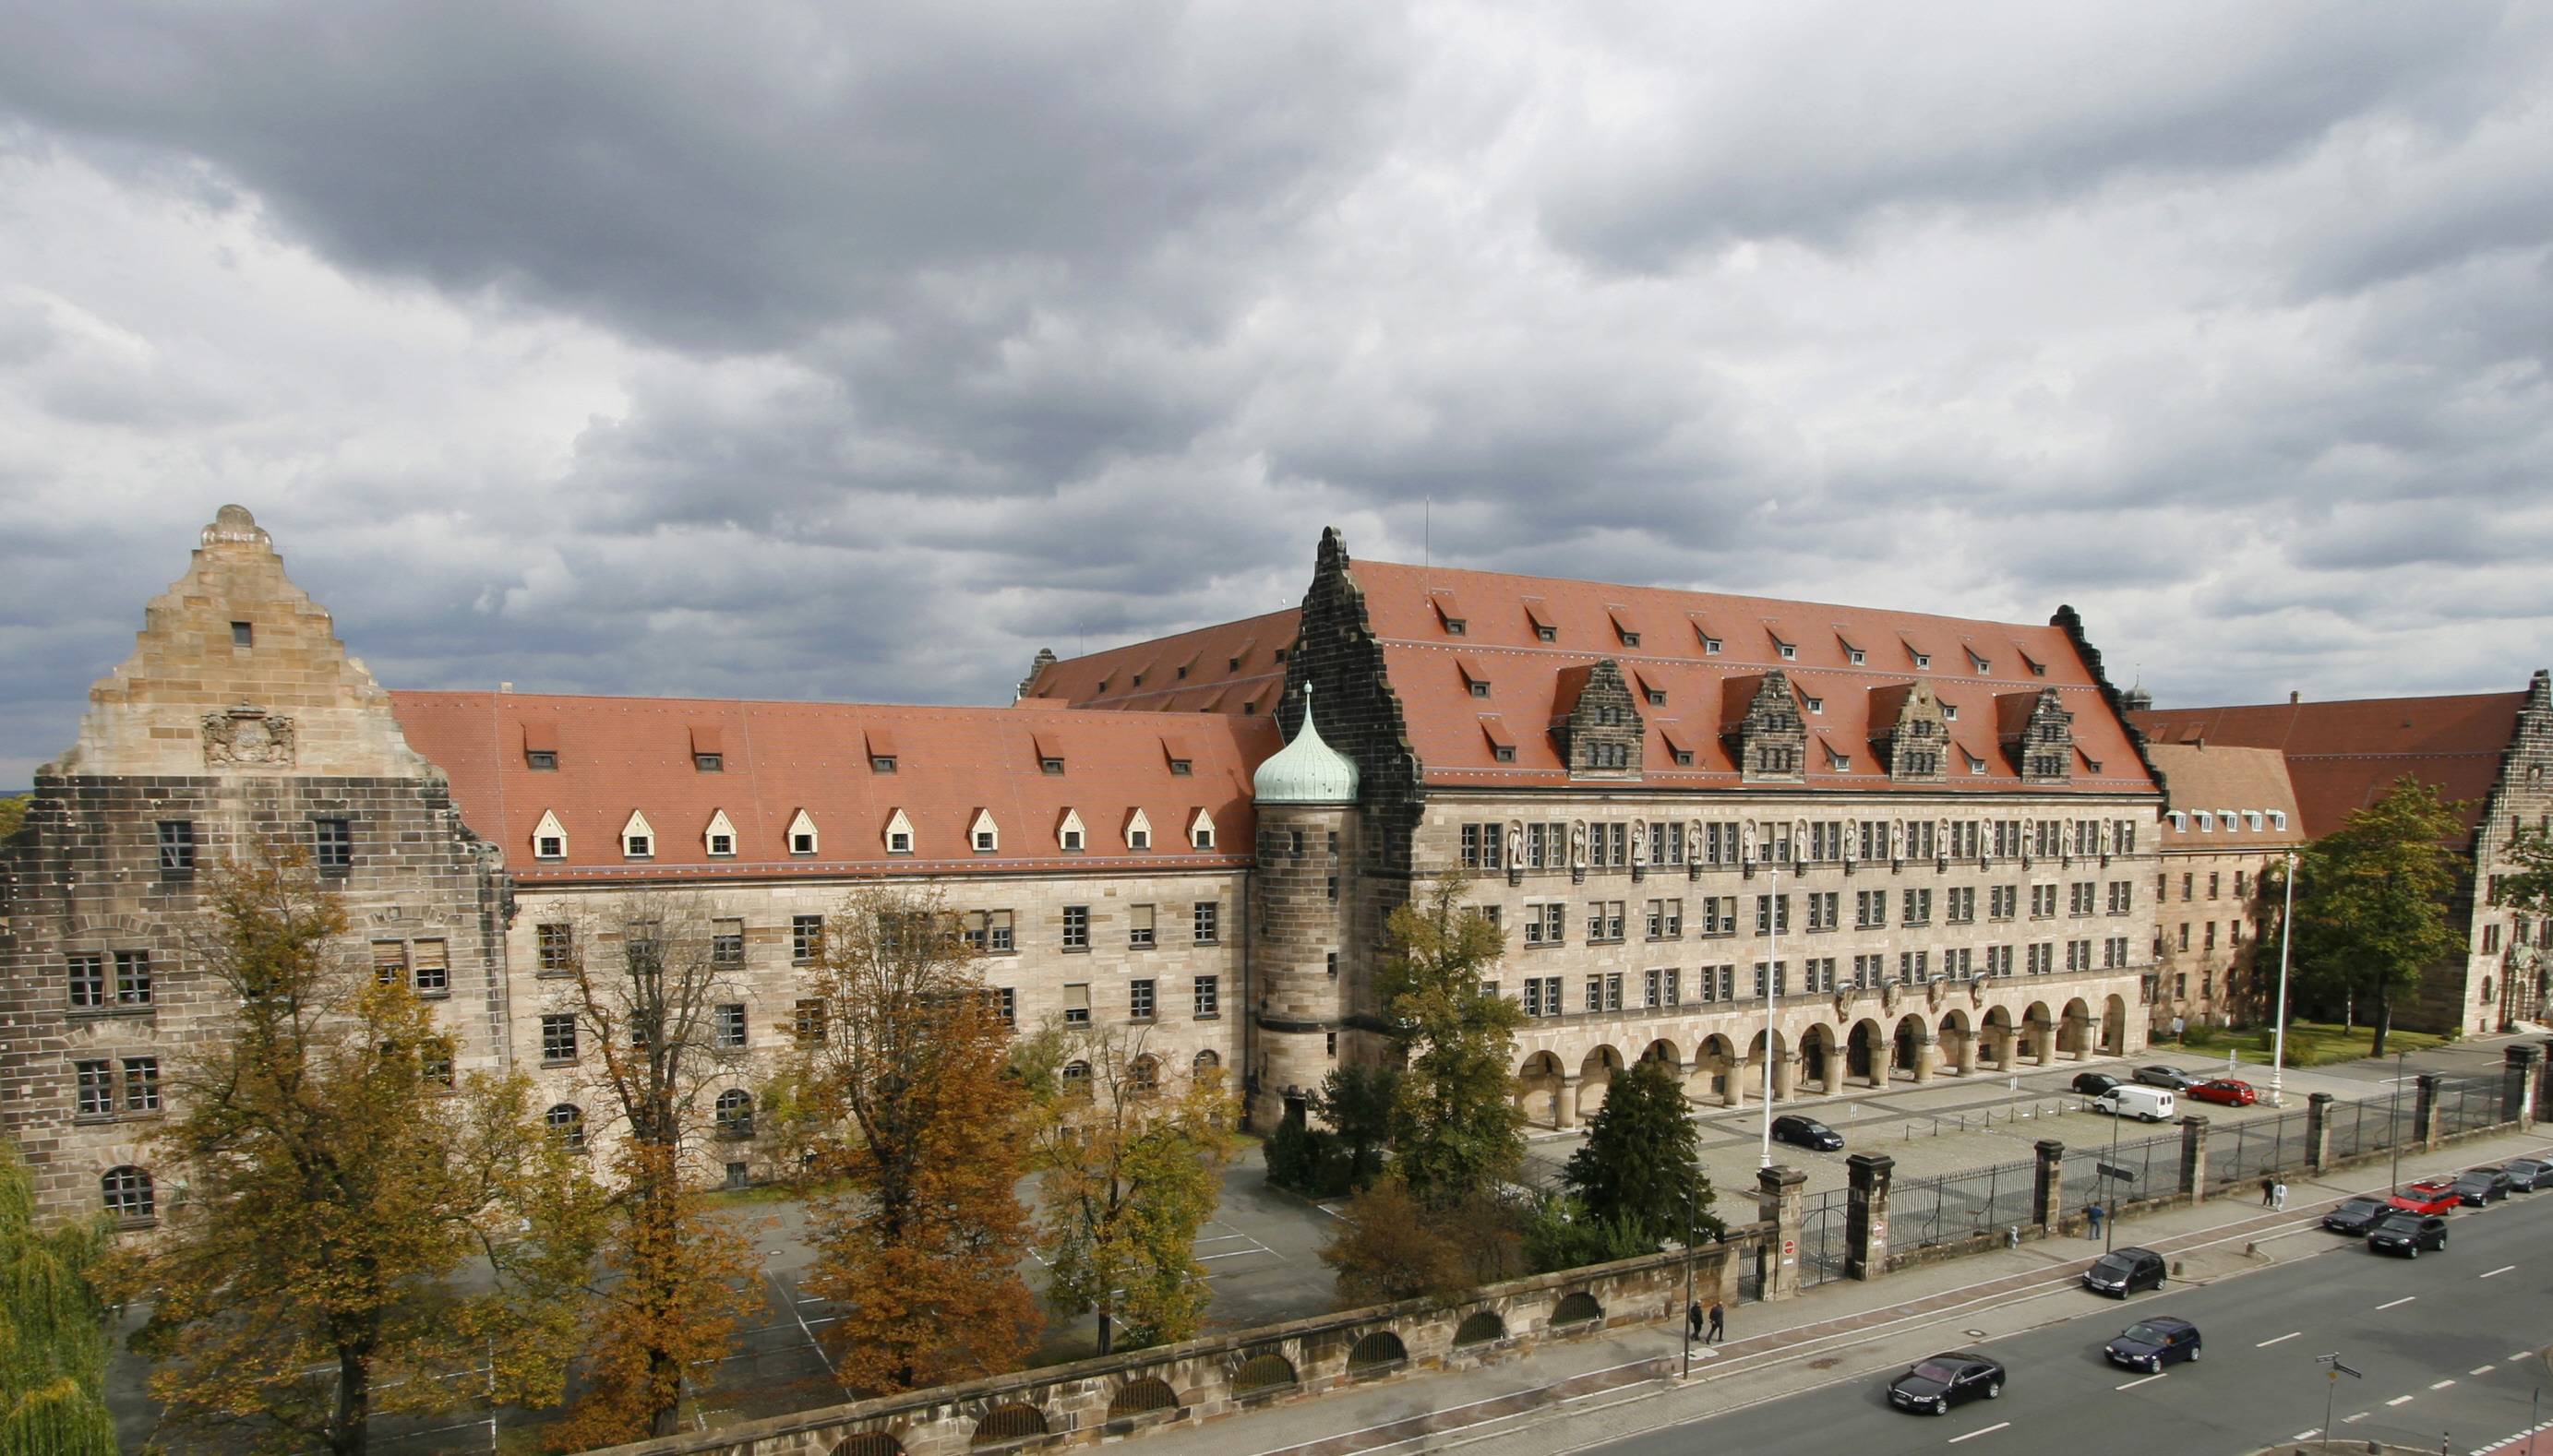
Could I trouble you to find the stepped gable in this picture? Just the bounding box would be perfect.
[2129,691,2527,839]
[50,505,433,780]
[387,691,1278,881]
[1039,550,2156,794]
[1021,607,1296,715]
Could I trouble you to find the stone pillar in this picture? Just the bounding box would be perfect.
[2034,1019,2055,1068]
[1725,1059,1746,1109]
[1556,1075,1581,1130]
[2414,1071,2441,1151]
[2177,1114,2209,1202]
[2504,1044,2541,1126]
[1845,1152,1894,1281]
[1771,1052,1796,1101]
[1821,1048,1843,1096]
[2306,1092,2335,1175]
[2032,1139,2066,1231]
[1956,1030,1980,1077]
[1757,1164,1808,1302]
[1912,1033,1938,1085]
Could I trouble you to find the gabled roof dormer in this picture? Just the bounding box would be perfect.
[881,808,915,855]
[1188,806,1217,850]
[1123,807,1155,852]
[1998,687,2076,785]
[1869,680,1950,783]
[619,809,655,859]
[532,809,568,860]
[1721,671,1805,784]
[1056,807,1087,852]
[1552,660,1644,779]
[968,807,1001,853]
[703,808,737,857]
[787,808,821,856]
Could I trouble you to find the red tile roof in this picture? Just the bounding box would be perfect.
[1025,608,1296,714]
[2128,692,2524,840]
[2144,744,2306,851]
[388,691,1277,883]
[1037,559,2157,795]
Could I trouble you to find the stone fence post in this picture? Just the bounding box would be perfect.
[1845,1152,1893,1281]
[1757,1165,1806,1302]
[2032,1140,2065,1231]
[2306,1092,2334,1175]
[2176,1115,2209,1201]
[2414,1072,2442,1152]
[2505,1044,2541,1126]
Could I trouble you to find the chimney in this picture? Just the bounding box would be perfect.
[2289,690,2299,704]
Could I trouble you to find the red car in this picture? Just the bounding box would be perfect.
[2388,1179,2461,1215]
[2187,1079,2257,1106]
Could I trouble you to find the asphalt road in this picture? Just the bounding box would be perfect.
[1587,1187,2553,1456]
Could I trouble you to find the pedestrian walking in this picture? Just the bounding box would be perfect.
[1687,1301,1704,1341]
[1706,1301,1725,1343]
[2086,1204,2104,1239]
[2259,1175,2275,1206]
[2272,1181,2287,1211]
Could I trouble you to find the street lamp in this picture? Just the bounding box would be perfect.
[1762,863,1780,1169]
[2271,847,2296,1108]
[2389,1047,2412,1194]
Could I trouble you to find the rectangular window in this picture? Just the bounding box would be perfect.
[1804,891,1838,931]
[537,924,572,973]
[1896,951,1926,984]
[997,987,1017,1026]
[541,1014,578,1063]
[1753,961,1788,998]
[1902,888,1932,925]
[2103,937,2128,969]
[1945,886,1975,924]
[1062,984,1091,1026]
[1525,902,1566,945]
[714,1003,748,1049]
[1643,968,1662,1008]
[411,939,449,993]
[2204,921,2217,951]
[1939,948,1970,981]
[122,1057,160,1113]
[1987,945,2013,976]
[707,919,744,966]
[68,954,104,1009]
[373,940,409,985]
[1127,903,1156,949]
[2107,880,2131,915]
[1807,956,1839,992]
[2176,922,2190,952]
[75,1060,113,1116]
[794,998,828,1043]
[1856,889,1886,929]
[114,950,152,1006]
[792,915,825,963]
[1462,823,1482,868]
[1193,975,1219,1018]
[314,818,353,870]
[2068,881,2095,917]
[1704,896,1738,936]
[2029,884,2056,919]
[1129,979,1156,1022]
[1585,901,1626,941]
[2208,872,2221,900]
[1646,898,1685,938]
[1060,905,1091,950]
[1852,953,1879,989]
[1753,894,1791,935]
[1988,885,2017,921]
[156,820,196,872]
[2181,872,2194,901]
[1193,901,1220,944]
[2026,942,2053,975]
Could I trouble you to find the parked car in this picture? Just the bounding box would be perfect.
[1770,1115,1845,1152]
[2388,1178,2461,1216]
[2094,1085,2175,1123]
[1888,1352,2007,1414]
[2503,1157,2553,1192]
[2185,1079,2256,1106]
[2451,1167,2514,1206]
[2367,1211,2449,1258]
[2082,1247,2168,1296]
[2133,1065,2199,1090]
[2105,1316,2202,1372]
[2322,1196,2391,1235]
[2072,1071,2124,1097]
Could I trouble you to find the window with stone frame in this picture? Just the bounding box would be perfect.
[794,998,828,1043]
[411,939,449,994]
[1988,884,2018,921]
[114,950,152,1006]
[537,924,573,974]
[540,1014,577,1064]
[713,1003,748,1049]
[67,954,104,1009]
[74,1060,114,1116]
[102,1167,153,1223]
[313,818,354,870]
[1062,905,1089,950]
[1524,902,1567,945]
[1193,975,1219,1018]
[1855,889,1887,929]
[1128,979,1156,1022]
[1945,887,1976,924]
[1062,984,1091,1026]
[1646,898,1684,938]
[711,919,745,966]
[1129,904,1157,949]
[1804,890,1839,932]
[1753,894,1790,935]
[1696,895,1738,936]
[792,914,825,962]
[1193,901,1218,944]
[156,820,197,873]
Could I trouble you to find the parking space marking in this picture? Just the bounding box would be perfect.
[2376,1296,2417,1310]
[2386,1396,2415,1407]
[1946,1421,2009,1443]
[2115,1373,2165,1390]
[2258,1331,2302,1347]
[2481,1265,2516,1278]
[2518,1352,2539,1361]
[2291,1432,2320,1442]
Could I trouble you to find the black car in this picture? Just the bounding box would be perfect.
[2105,1316,2201,1372]
[2071,1071,2123,1097]
[2367,1211,2449,1257]
[2451,1167,2514,1206]
[2321,1196,2391,1235]
[2504,1157,2553,1192]
[1771,1115,1844,1152]
[2132,1065,2197,1090]
[2082,1246,2167,1296]
[1887,1352,2007,1414]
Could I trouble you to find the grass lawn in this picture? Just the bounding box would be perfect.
[2175,1020,2449,1068]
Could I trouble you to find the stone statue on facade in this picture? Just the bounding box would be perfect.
[1507,821,1524,867]
[1630,820,1648,867]
[1742,820,1757,862]
[1569,821,1588,869]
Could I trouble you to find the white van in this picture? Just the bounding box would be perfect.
[2095,1085,2175,1123]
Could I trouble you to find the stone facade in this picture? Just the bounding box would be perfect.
[2465,671,2553,1032]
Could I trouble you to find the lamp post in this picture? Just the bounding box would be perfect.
[2389,1047,2411,1194]
[1681,1182,1696,1379]
[2271,847,2296,1108]
[1762,863,1780,1169]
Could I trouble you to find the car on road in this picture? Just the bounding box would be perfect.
[2503,1157,2553,1192]
[2094,1085,2175,1122]
[2388,1178,2461,1216]
[2367,1211,2449,1258]
[1770,1115,1844,1152]
[2133,1065,2199,1090]
[2072,1071,2124,1097]
[2082,1246,2168,1296]
[1887,1352,2007,1414]
[2321,1196,2391,1235]
[2184,1079,2256,1106]
[2451,1166,2514,1206]
[2104,1316,2202,1372]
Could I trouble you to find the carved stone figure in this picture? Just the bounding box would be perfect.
[1569,821,1588,868]
[1630,820,1648,866]
[1937,818,1951,859]
[1687,821,1705,865]
[1742,820,1758,862]
[1794,819,1811,860]
[1842,823,1859,862]
[201,708,296,768]
[1507,822,1524,866]
[1888,818,1905,861]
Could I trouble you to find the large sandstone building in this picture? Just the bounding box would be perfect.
[2,510,2173,1225]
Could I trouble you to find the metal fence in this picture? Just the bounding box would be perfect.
[2436,1073,2509,1137]
[1890,1156,2038,1250]
[1798,1187,1850,1286]
[2062,1132,2179,1211]
[2325,1092,2407,1164]
[2205,1107,2310,1191]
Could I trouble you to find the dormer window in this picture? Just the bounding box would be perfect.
[1190,808,1217,850]
[689,727,725,773]
[865,727,898,774]
[1966,649,1991,674]
[1041,758,1064,774]
[883,808,915,854]
[1536,625,1557,643]
[789,809,821,855]
[620,811,655,860]
[1169,758,1193,776]
[2022,653,2047,676]
[2245,811,2263,831]
[1964,750,1987,775]
[1804,697,1824,714]
[1773,638,1796,661]
[1097,681,1110,694]
[1495,746,1517,762]
[1063,829,1085,849]
[1058,807,1087,852]
[2269,810,2288,830]
[1848,649,1865,665]
[1911,650,1931,669]
[705,809,737,858]
[2170,811,2187,832]
[533,810,568,861]
[694,753,722,771]
[1942,703,1960,721]
[1701,635,1722,654]
[870,756,896,773]
[1460,658,1492,699]
[526,750,557,771]
[1131,829,1151,850]
[522,722,560,770]
[969,809,1000,853]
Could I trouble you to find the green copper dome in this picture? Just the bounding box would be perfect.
[1253,684,1360,806]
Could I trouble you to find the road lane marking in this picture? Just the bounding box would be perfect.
[2116,1373,2165,1390]
[2473,1366,2498,1375]
[2430,1379,2456,1390]
[2481,1265,2516,1278]
[2258,1331,2302,1347]
[2377,1296,2417,1309]
[2344,1412,2371,1424]
[2386,1396,2415,1407]
[2292,1432,2319,1443]
[2520,1352,2539,1361]
[1947,1422,2010,1444]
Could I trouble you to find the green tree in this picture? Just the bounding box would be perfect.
[1308,1066,1398,1189]
[0,794,28,843]
[1028,1028,1237,1354]
[1559,1060,1720,1247]
[1374,874,1524,1206]
[108,850,600,1456]
[0,1144,116,1455]
[2292,776,2474,1056]
[1518,1191,1655,1274]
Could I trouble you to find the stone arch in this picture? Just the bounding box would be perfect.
[1576,1045,1623,1119]
[1980,1005,2016,1070]
[1638,1038,1681,1067]
[833,1434,904,1456]
[1233,1352,1298,1393]
[1797,1021,1840,1094]
[1517,1051,1566,1128]
[1936,1008,1974,1076]
[970,1405,1049,1447]
[1846,1018,1886,1088]
[1347,1331,1408,1368]
[2061,997,2093,1060]
[1696,1033,1739,1106]
[2021,1001,2056,1067]
[1453,1311,1506,1346]
[2103,994,2130,1056]
[1552,1291,1604,1326]
[1108,1378,1179,1418]
[1743,1028,1788,1101]
[1891,1014,1930,1079]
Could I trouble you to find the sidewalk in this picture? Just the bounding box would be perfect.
[1119,1124,2553,1456]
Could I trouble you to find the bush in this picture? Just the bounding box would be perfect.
[1520,1191,1656,1274]
[1264,1117,1355,1198]
[1319,1179,1524,1307]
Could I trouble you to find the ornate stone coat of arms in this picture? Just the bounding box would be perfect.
[202,708,296,767]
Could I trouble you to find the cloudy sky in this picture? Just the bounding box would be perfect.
[4,2,2552,784]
